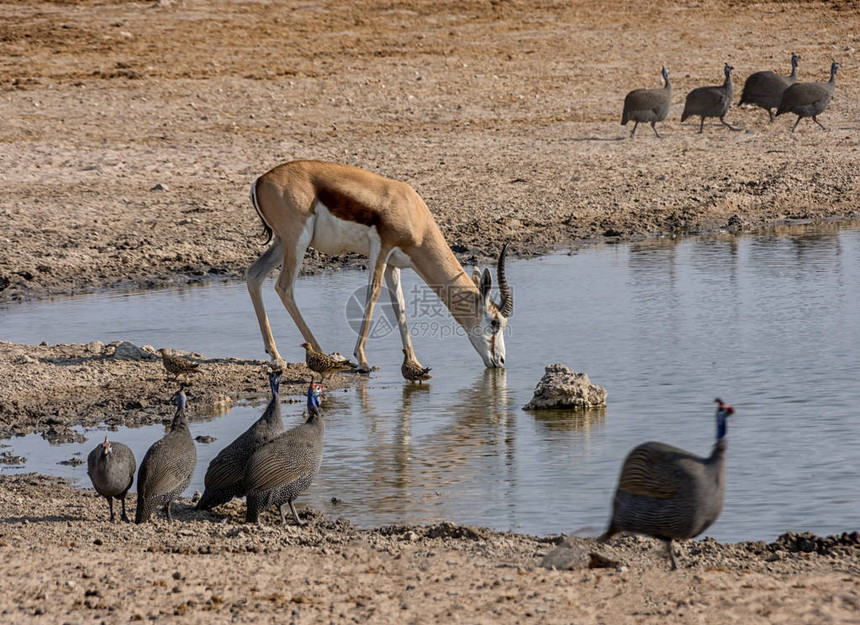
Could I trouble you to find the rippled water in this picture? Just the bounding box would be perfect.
[2,222,859,541]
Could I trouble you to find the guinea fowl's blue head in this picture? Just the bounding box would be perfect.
[307,379,323,413]
[662,66,669,82]
[791,53,800,69]
[101,436,112,458]
[724,63,734,78]
[269,370,282,397]
[714,399,735,440]
[174,389,187,413]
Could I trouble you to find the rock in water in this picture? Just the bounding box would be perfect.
[522,364,607,410]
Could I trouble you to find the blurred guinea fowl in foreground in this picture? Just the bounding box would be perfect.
[776,61,839,131]
[196,370,286,511]
[739,53,800,122]
[87,436,136,523]
[621,66,672,138]
[600,399,735,569]
[135,390,197,523]
[244,380,324,527]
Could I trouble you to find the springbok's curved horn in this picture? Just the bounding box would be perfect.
[497,242,513,318]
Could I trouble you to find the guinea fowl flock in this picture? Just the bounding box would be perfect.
[89,372,325,529]
[623,55,840,135]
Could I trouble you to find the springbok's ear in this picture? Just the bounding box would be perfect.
[479,267,492,302]
[472,268,482,287]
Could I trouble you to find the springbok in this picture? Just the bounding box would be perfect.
[246,160,513,372]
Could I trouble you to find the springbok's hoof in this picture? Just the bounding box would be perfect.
[269,358,288,372]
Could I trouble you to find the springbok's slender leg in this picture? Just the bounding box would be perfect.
[353,246,390,372]
[272,224,323,356]
[384,265,417,361]
[247,236,286,360]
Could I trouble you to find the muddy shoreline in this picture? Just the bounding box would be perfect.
[0,339,357,440]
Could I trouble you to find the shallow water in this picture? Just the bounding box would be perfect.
[2,222,860,541]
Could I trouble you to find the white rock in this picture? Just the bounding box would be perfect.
[523,363,607,410]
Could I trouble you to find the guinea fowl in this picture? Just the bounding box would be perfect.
[739,53,800,122]
[621,67,672,138]
[87,436,136,523]
[599,399,735,569]
[244,380,324,527]
[776,61,839,131]
[196,370,286,511]
[300,342,356,383]
[135,390,197,523]
[681,64,739,133]
[401,349,433,383]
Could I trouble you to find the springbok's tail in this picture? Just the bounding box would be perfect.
[249,177,273,246]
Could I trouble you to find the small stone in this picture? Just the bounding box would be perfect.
[86,340,105,354]
[150,183,168,191]
[588,552,621,569]
[111,340,151,361]
[540,540,592,570]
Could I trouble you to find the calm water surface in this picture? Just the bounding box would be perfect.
[2,222,859,541]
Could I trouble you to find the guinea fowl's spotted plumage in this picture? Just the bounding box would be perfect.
[87,436,136,523]
[158,349,199,379]
[401,349,433,383]
[135,391,197,523]
[244,381,324,526]
[196,371,285,511]
[681,64,739,133]
[739,54,800,122]
[600,400,735,569]
[301,342,355,382]
[621,67,672,138]
[776,61,839,131]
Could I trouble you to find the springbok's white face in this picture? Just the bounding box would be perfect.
[468,267,510,368]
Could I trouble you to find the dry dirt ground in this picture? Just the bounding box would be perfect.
[1,0,860,622]
[1,475,859,625]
